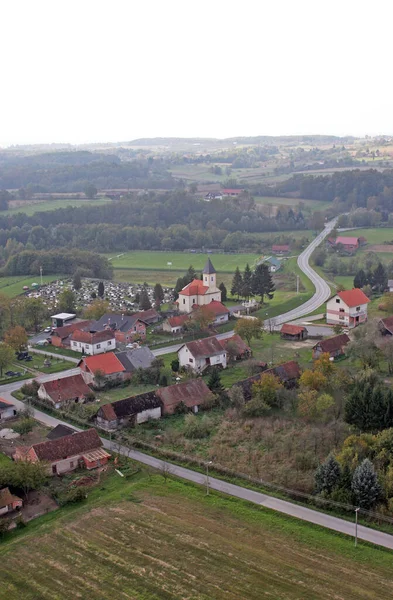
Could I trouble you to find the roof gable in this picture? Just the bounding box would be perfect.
[80,352,125,375]
[314,334,350,353]
[336,288,370,307]
[116,347,155,372]
[31,429,102,461]
[281,323,306,335]
[184,336,225,359]
[179,279,209,297]
[156,379,213,409]
[71,329,115,344]
[41,374,92,402]
[99,391,162,420]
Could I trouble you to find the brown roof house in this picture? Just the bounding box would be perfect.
[38,374,94,409]
[50,320,92,348]
[78,352,127,387]
[157,379,214,415]
[312,333,350,360]
[14,429,109,475]
[178,336,227,373]
[0,488,23,516]
[70,329,116,355]
[235,360,301,401]
[163,314,190,334]
[280,324,308,341]
[218,334,251,360]
[96,392,162,431]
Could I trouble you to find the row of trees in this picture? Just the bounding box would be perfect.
[2,249,112,279]
[231,263,275,303]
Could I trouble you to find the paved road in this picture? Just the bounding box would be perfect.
[0,368,81,403]
[2,396,393,549]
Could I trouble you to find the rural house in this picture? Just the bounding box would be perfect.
[50,320,92,348]
[235,360,301,401]
[177,258,221,313]
[0,398,17,422]
[134,308,161,324]
[78,353,126,387]
[327,236,366,254]
[46,424,77,441]
[38,374,94,409]
[178,336,227,372]
[280,324,308,341]
[194,300,230,325]
[272,244,290,254]
[70,329,115,355]
[222,188,244,197]
[163,314,190,334]
[51,312,76,328]
[116,346,155,374]
[0,488,23,515]
[218,334,251,360]
[96,392,162,430]
[14,429,109,475]
[91,313,147,343]
[379,315,393,335]
[326,288,370,328]
[157,379,214,415]
[312,333,350,360]
[264,256,282,273]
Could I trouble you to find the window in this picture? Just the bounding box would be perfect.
[96,344,101,349]
[73,342,77,346]
[339,308,344,313]
[336,298,340,303]
[211,276,214,281]
[339,315,344,320]
[70,461,74,468]
[356,306,360,311]
[189,358,193,363]
[183,299,186,304]
[108,341,112,345]
[193,298,196,304]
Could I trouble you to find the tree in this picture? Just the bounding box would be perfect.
[234,317,263,346]
[98,281,105,298]
[139,289,152,311]
[251,263,275,304]
[207,368,225,395]
[58,289,76,313]
[299,369,327,391]
[83,299,110,320]
[192,305,215,331]
[373,262,387,293]
[252,372,283,408]
[228,386,245,409]
[315,455,341,495]
[153,283,165,308]
[171,358,179,372]
[0,190,12,211]
[219,282,227,302]
[0,460,48,499]
[242,264,253,300]
[352,459,381,509]
[84,184,97,199]
[0,344,14,377]
[297,388,319,419]
[231,267,243,299]
[4,326,28,352]
[73,269,82,291]
[93,369,106,388]
[354,269,367,289]
[23,298,47,332]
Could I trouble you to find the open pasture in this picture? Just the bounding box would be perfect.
[255,195,332,212]
[343,228,393,245]
[0,475,392,600]
[107,251,260,272]
[3,197,111,217]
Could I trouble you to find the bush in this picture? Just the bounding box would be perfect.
[174,401,188,415]
[183,414,213,439]
[13,418,35,435]
[59,486,87,506]
[20,380,39,398]
[171,359,180,372]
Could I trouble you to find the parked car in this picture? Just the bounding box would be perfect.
[44,327,52,333]
[17,352,29,360]
[36,340,49,346]
[5,371,16,377]
[25,356,33,361]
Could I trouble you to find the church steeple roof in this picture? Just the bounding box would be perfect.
[203,257,216,274]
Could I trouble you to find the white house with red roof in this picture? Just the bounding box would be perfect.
[177,258,222,313]
[326,288,370,328]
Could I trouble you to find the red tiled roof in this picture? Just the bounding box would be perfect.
[267,360,301,381]
[202,300,230,316]
[51,320,92,340]
[272,244,290,252]
[179,279,209,297]
[100,403,117,421]
[314,334,350,354]
[71,329,115,344]
[40,374,93,403]
[168,315,190,328]
[31,429,103,462]
[218,334,250,355]
[335,236,359,246]
[183,336,224,359]
[80,352,125,375]
[336,289,370,307]
[281,323,306,336]
[157,379,213,410]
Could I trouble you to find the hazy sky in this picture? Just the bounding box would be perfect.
[1,0,392,146]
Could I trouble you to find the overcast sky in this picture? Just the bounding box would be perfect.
[1,0,392,146]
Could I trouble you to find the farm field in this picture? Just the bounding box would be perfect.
[0,275,62,298]
[0,473,392,600]
[106,251,260,272]
[254,195,332,211]
[3,197,111,216]
[347,228,393,246]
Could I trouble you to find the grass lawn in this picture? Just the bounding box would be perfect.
[345,227,393,245]
[0,453,12,466]
[114,267,235,288]
[0,275,62,298]
[32,345,81,359]
[0,470,392,599]
[3,197,111,217]
[28,353,74,374]
[97,383,158,406]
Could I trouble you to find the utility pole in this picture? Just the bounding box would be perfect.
[355,507,360,547]
[206,461,212,495]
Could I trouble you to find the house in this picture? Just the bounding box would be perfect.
[204,192,223,201]
[272,244,290,254]
[163,314,190,334]
[116,346,155,375]
[51,312,76,328]
[96,392,162,430]
[70,329,116,355]
[0,488,23,515]
[222,188,244,197]
[280,324,308,340]
[264,256,282,273]
[134,308,161,325]
[379,315,393,335]
[327,236,364,253]
[38,374,94,409]
[178,336,227,372]
[193,300,230,325]
[14,429,109,475]
[78,352,126,386]
[312,334,350,360]
[326,289,370,328]
[90,313,147,343]
[218,334,251,360]
[229,305,249,317]
[46,424,77,441]
[177,258,221,313]
[50,320,92,348]
[235,360,301,401]
[0,398,17,422]
[157,379,214,415]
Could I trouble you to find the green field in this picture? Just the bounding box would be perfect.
[3,197,111,216]
[0,275,62,298]
[346,228,393,245]
[254,195,332,211]
[106,251,260,272]
[0,470,392,599]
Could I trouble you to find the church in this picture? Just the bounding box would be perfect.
[177,258,222,313]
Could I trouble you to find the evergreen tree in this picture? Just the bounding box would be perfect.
[340,464,353,491]
[139,289,152,311]
[72,269,82,291]
[351,459,381,509]
[251,263,275,303]
[373,262,387,293]
[231,267,243,299]
[98,281,105,298]
[153,283,165,308]
[174,277,185,301]
[353,268,366,289]
[242,264,253,300]
[184,265,197,285]
[207,368,225,395]
[315,455,341,495]
[219,282,227,302]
